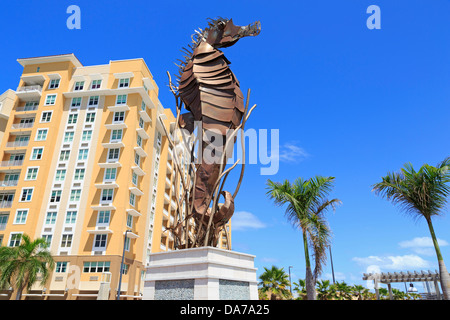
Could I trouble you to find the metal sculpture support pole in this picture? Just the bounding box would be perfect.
[117,230,130,300]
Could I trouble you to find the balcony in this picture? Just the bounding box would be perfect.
[6,140,29,148]
[0,200,13,208]
[11,122,34,130]
[15,85,42,101]
[15,105,38,113]
[0,180,19,187]
[0,160,24,167]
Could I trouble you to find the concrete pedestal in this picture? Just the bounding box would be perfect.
[143,247,258,300]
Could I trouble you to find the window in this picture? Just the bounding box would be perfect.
[129,192,136,206]
[86,112,96,123]
[126,214,133,228]
[25,167,39,180]
[91,80,102,90]
[141,101,146,111]
[70,189,81,202]
[50,190,62,203]
[116,95,127,105]
[134,153,140,166]
[119,78,129,88]
[56,262,68,273]
[60,234,73,248]
[35,129,48,141]
[78,149,88,160]
[113,111,125,123]
[41,235,52,247]
[68,114,78,124]
[97,211,110,225]
[74,168,85,180]
[101,189,114,203]
[41,111,52,123]
[14,210,28,224]
[48,79,60,89]
[124,237,131,252]
[83,261,110,273]
[0,214,8,230]
[74,81,84,91]
[107,148,120,162]
[93,234,107,250]
[132,172,138,185]
[9,233,22,247]
[31,148,44,160]
[55,169,66,181]
[139,117,144,129]
[20,188,33,202]
[110,129,122,142]
[59,150,70,161]
[82,130,92,142]
[137,135,142,147]
[71,97,82,108]
[65,211,77,224]
[45,212,57,225]
[104,168,116,182]
[88,96,99,106]
[24,101,39,111]
[64,131,74,143]
[45,94,57,106]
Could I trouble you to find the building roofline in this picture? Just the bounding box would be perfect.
[17,53,83,68]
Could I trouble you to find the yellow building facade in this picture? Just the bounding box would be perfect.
[0,54,230,300]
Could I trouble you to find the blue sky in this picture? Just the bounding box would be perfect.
[1,0,450,293]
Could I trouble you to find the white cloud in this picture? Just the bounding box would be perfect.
[398,237,448,256]
[231,211,266,231]
[352,254,431,271]
[322,272,346,282]
[399,237,448,249]
[278,142,309,163]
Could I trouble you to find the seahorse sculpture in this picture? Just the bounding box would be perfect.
[173,17,260,247]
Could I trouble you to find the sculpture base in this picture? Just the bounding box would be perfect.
[143,247,258,300]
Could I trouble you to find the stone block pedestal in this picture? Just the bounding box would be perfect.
[143,247,258,300]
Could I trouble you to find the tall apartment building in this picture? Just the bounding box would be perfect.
[0,54,231,300]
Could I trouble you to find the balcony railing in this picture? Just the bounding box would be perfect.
[6,141,29,148]
[16,105,38,112]
[0,160,24,167]
[16,85,42,94]
[0,200,13,208]
[0,180,19,187]
[11,122,34,130]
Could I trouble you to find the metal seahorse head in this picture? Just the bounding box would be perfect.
[203,17,261,48]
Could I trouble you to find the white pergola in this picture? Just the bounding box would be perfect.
[362,270,442,300]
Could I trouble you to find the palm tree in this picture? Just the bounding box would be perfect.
[292,279,307,300]
[372,158,450,300]
[316,279,336,300]
[266,176,341,300]
[0,234,55,300]
[335,281,353,300]
[258,266,291,300]
[352,284,370,300]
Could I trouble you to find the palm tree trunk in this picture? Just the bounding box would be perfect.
[426,217,450,300]
[302,231,316,300]
[15,284,24,300]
